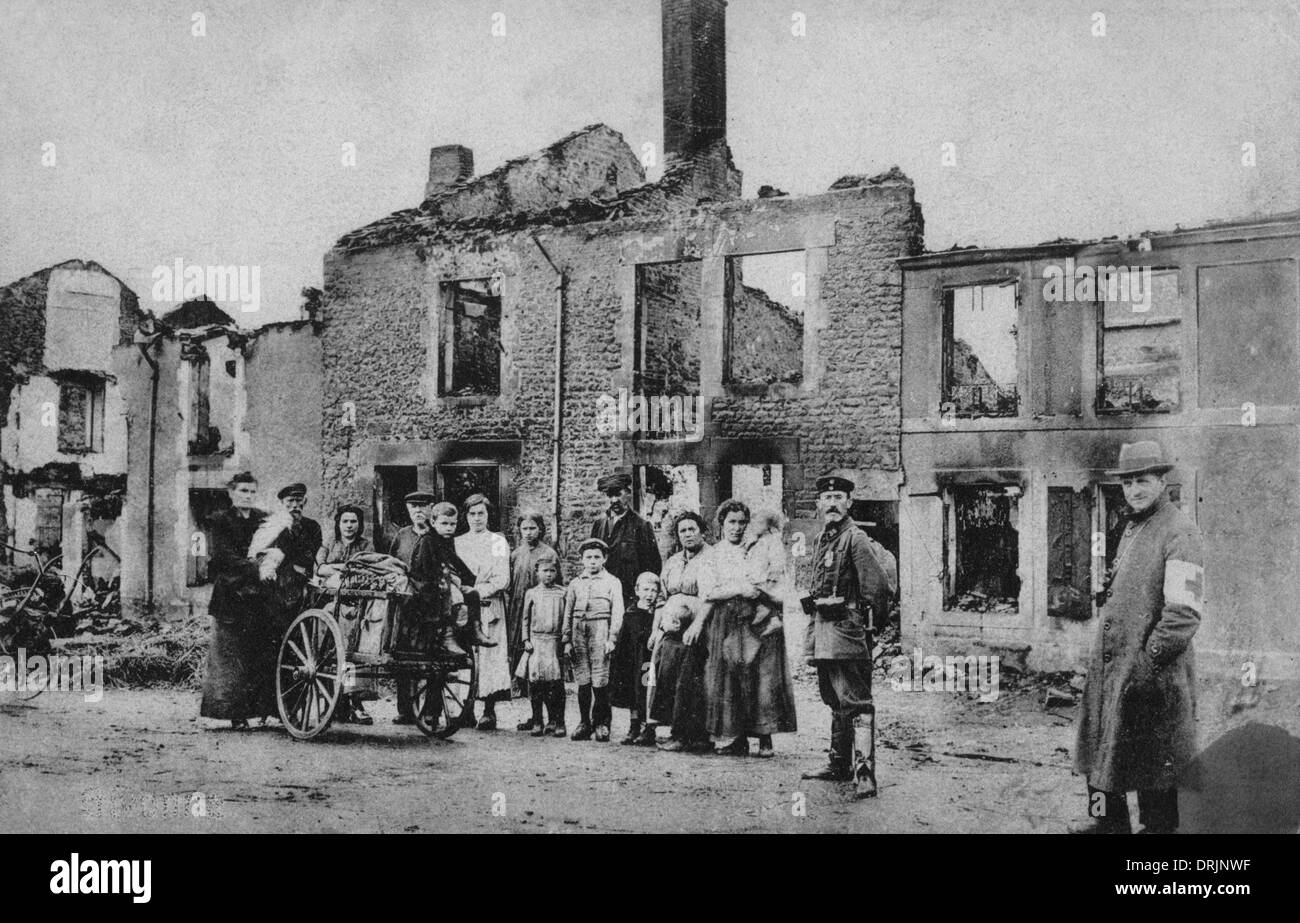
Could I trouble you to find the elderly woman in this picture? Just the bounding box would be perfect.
[508,510,557,727]
[652,511,714,752]
[315,505,377,725]
[692,498,797,758]
[455,494,512,730]
[199,472,273,730]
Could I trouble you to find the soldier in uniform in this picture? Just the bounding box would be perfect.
[590,472,662,605]
[1073,441,1205,834]
[799,474,896,798]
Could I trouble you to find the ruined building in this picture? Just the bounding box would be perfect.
[0,260,142,587]
[319,0,923,560]
[899,215,1300,675]
[113,298,323,616]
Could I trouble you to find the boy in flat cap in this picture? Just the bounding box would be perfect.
[1073,441,1204,834]
[799,473,896,798]
[590,472,662,607]
[563,537,625,741]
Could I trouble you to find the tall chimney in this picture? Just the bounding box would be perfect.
[662,0,740,201]
[426,144,474,201]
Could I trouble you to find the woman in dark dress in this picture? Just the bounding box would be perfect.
[199,472,275,729]
[653,511,713,752]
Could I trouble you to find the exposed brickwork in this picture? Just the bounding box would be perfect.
[322,154,921,571]
[638,260,701,394]
[728,278,803,385]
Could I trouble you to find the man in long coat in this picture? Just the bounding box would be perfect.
[800,474,896,798]
[590,472,661,605]
[1074,441,1205,834]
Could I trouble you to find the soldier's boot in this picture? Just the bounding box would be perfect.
[802,714,852,781]
[851,707,878,799]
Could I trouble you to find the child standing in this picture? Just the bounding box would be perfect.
[563,538,624,742]
[610,572,661,746]
[522,554,567,737]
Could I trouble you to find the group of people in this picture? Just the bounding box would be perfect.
[197,464,900,799]
[195,438,1206,826]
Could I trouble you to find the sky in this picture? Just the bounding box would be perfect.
[2,0,1297,326]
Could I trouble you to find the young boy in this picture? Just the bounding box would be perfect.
[563,538,624,741]
[611,572,660,745]
[522,554,567,737]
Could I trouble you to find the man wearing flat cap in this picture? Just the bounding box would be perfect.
[1073,441,1205,834]
[274,483,322,613]
[800,473,896,798]
[590,472,661,606]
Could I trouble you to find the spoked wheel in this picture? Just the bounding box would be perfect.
[276,609,345,740]
[408,661,473,740]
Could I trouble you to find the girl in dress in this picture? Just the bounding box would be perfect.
[522,554,567,737]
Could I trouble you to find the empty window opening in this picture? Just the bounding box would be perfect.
[636,464,700,556]
[439,278,502,397]
[57,378,105,454]
[187,488,231,587]
[942,283,1019,417]
[1047,486,1092,621]
[438,464,502,535]
[374,465,418,551]
[727,463,784,517]
[725,251,805,387]
[946,486,1020,611]
[634,261,702,397]
[1097,269,1180,413]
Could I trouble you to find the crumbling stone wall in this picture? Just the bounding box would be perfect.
[728,279,803,385]
[638,260,701,394]
[322,160,920,573]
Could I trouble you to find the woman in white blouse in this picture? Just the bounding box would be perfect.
[455,494,513,730]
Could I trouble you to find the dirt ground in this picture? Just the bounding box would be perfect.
[3,622,1299,833]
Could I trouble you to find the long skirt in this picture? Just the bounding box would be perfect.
[474,598,513,699]
[705,597,798,738]
[199,609,279,721]
[649,630,709,741]
[648,633,686,724]
[609,609,653,712]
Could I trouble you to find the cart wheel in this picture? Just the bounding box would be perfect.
[276,609,345,740]
[409,664,472,740]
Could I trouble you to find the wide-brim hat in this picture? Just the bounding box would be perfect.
[1106,441,1174,477]
[277,482,307,500]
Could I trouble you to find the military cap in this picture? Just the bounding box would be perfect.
[403,490,437,504]
[815,474,856,496]
[277,482,307,500]
[578,537,610,556]
[596,472,632,494]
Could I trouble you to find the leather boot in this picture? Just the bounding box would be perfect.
[802,714,851,780]
[851,708,878,799]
